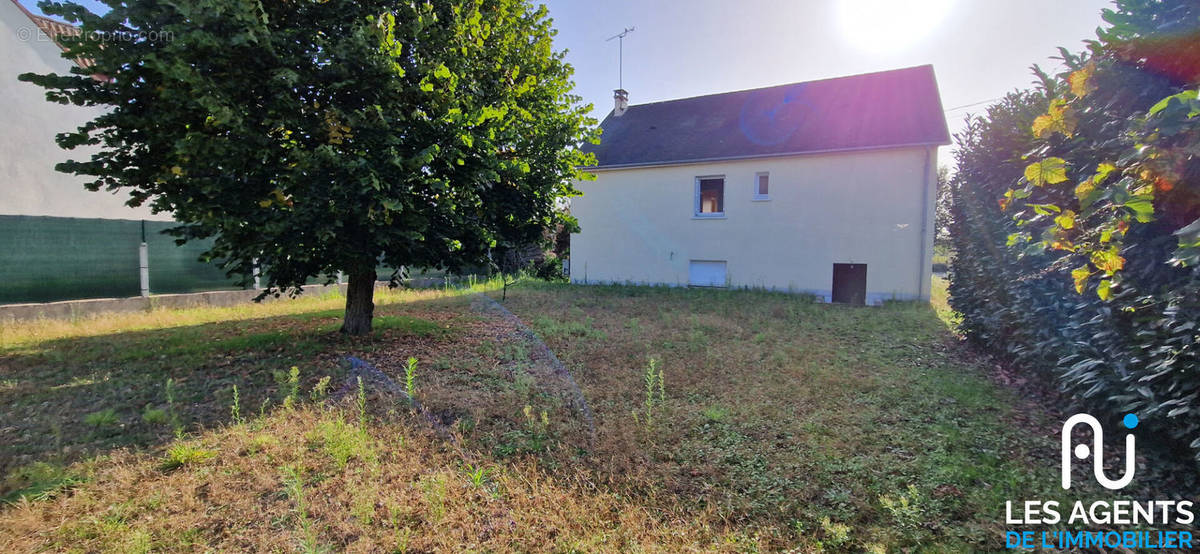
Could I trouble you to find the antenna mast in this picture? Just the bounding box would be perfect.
[605,27,635,90]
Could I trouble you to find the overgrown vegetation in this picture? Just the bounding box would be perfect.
[948,0,1200,465]
[1,279,1092,550]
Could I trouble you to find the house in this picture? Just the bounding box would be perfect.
[569,65,950,304]
[1,0,237,304]
[1,0,160,220]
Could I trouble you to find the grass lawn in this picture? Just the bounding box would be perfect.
[0,279,1074,551]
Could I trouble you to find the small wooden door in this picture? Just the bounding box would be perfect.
[832,263,867,305]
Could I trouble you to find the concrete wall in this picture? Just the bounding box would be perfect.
[569,146,937,303]
[0,0,165,220]
[0,277,464,322]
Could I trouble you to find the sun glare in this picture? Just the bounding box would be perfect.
[836,0,954,53]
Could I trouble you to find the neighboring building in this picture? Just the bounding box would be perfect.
[570,65,951,304]
[0,1,239,304]
[1,0,163,220]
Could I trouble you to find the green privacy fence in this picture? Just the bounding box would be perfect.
[0,215,244,304]
[142,220,246,295]
[0,215,482,305]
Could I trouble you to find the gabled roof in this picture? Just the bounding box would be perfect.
[8,0,96,72]
[582,65,951,169]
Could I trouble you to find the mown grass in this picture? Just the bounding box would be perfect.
[0,278,1080,551]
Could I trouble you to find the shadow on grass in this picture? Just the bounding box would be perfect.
[0,295,467,495]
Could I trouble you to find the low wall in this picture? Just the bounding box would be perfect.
[1,283,349,323]
[0,275,476,323]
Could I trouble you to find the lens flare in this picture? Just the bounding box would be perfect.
[836,0,955,54]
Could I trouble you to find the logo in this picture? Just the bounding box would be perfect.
[1061,413,1138,490]
[1005,412,1195,550]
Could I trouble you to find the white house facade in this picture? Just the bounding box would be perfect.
[1,0,163,220]
[569,66,950,304]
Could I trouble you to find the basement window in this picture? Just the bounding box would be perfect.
[754,172,770,201]
[695,176,725,217]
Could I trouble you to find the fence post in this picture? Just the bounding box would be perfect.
[253,259,262,290]
[139,242,150,297]
[139,220,150,297]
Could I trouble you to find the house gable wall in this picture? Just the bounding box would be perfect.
[0,0,164,220]
[568,146,936,303]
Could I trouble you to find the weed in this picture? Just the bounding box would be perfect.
[160,443,216,471]
[1,462,82,503]
[230,385,243,425]
[349,484,377,525]
[404,357,418,400]
[141,404,168,426]
[389,504,412,553]
[280,464,324,553]
[642,357,666,426]
[165,378,183,437]
[463,463,491,488]
[124,528,152,553]
[531,314,607,340]
[83,409,119,430]
[701,405,729,423]
[310,376,332,401]
[418,474,447,522]
[312,416,377,470]
[245,434,279,456]
[511,364,536,399]
[502,341,528,363]
[879,484,926,535]
[275,366,301,410]
[817,517,851,549]
[495,405,552,457]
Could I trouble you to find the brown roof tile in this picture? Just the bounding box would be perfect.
[9,0,96,72]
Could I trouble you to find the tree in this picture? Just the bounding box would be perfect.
[21,0,597,335]
[933,164,951,246]
[950,0,1200,464]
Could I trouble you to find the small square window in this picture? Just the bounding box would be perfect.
[754,172,769,200]
[695,176,725,216]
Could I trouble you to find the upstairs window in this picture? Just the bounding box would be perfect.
[695,176,725,217]
[754,172,769,200]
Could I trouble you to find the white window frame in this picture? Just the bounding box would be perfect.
[694,175,726,218]
[753,172,770,201]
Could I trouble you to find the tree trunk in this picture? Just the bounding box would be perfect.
[340,269,376,336]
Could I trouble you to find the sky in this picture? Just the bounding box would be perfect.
[541,0,1116,166]
[23,0,1116,167]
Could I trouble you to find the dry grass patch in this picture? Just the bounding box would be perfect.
[0,406,748,552]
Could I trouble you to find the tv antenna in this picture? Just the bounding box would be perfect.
[605,27,635,89]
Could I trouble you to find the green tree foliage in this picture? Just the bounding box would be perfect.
[950,0,1200,462]
[933,165,952,246]
[21,0,597,334]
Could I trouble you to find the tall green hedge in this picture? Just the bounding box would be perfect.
[949,0,1200,462]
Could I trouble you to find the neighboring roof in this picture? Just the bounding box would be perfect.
[583,65,951,169]
[8,0,95,71]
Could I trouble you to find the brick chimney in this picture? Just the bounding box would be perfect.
[613,89,629,116]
